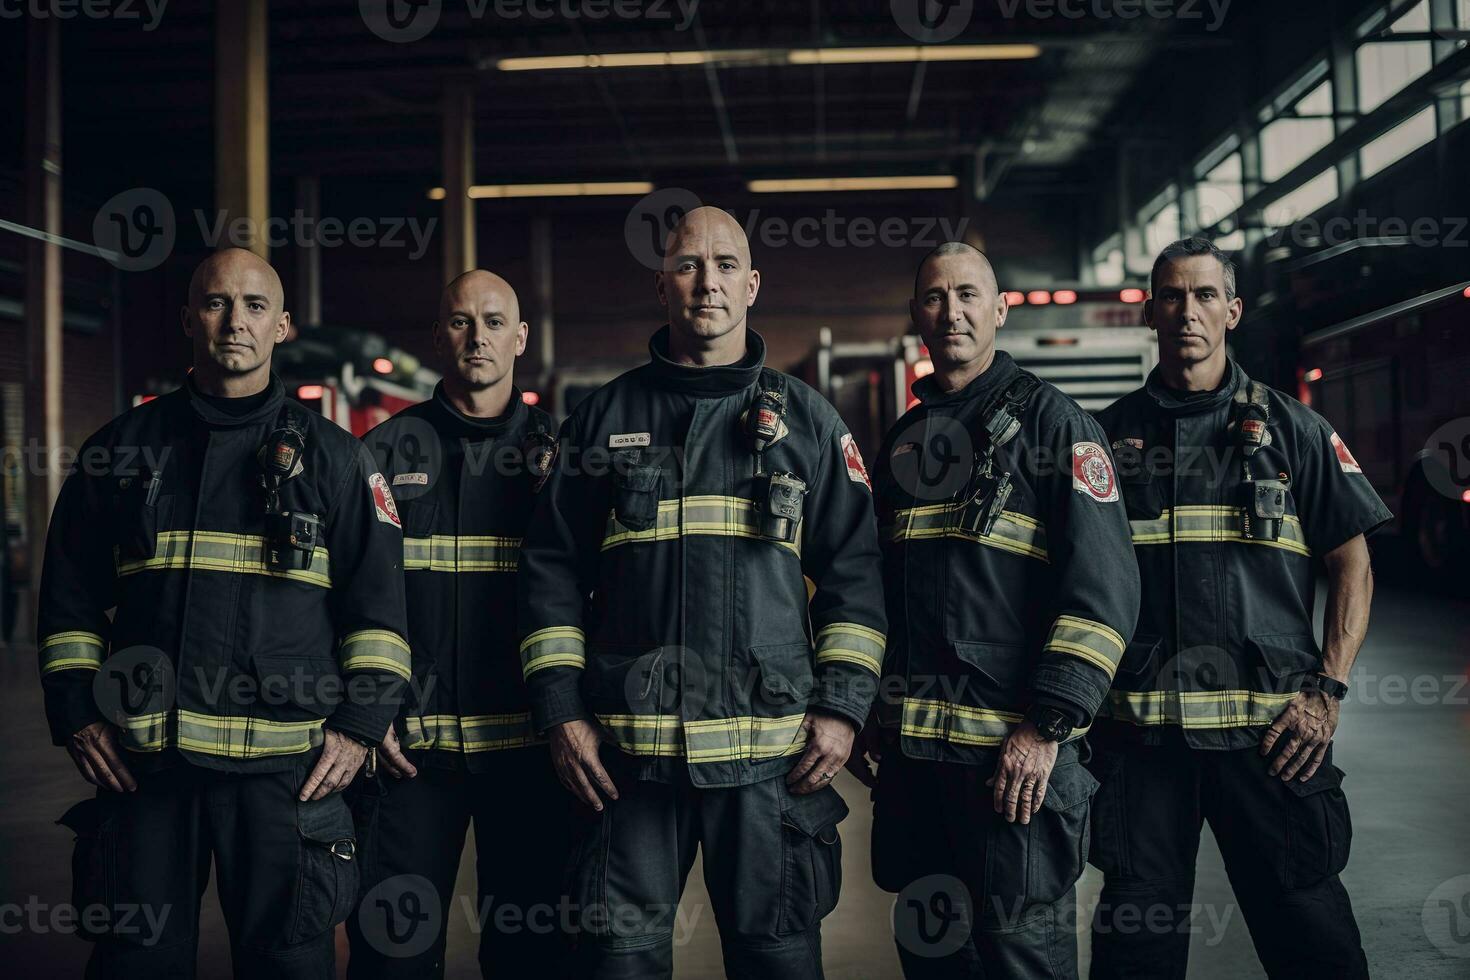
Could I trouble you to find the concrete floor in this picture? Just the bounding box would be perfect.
[2,583,1467,978]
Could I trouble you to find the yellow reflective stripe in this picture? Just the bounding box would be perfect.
[1129,508,1309,556]
[1102,689,1300,729]
[403,535,520,573]
[116,709,325,758]
[594,712,809,763]
[1044,615,1126,677]
[601,496,801,556]
[814,622,886,675]
[520,626,586,677]
[403,713,540,752]
[900,697,1089,746]
[886,503,1049,562]
[40,631,106,674]
[340,629,412,680]
[116,530,332,587]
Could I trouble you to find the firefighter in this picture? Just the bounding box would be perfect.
[38,247,410,979]
[347,270,571,978]
[516,206,886,979]
[1089,237,1389,979]
[862,241,1140,979]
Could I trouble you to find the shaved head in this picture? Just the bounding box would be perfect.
[914,242,997,299]
[440,268,521,324]
[433,268,528,401]
[662,206,751,272]
[188,247,285,312]
[910,241,1008,392]
[181,248,291,396]
[656,206,761,364]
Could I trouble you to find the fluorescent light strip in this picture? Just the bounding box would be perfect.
[747,176,958,193]
[427,182,655,200]
[496,44,1040,72]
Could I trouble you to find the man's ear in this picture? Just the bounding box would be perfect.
[746,268,760,307]
[274,311,292,345]
[654,270,667,308]
[994,292,1010,331]
[431,319,444,356]
[1225,296,1244,332]
[515,321,528,357]
[1143,298,1155,331]
[181,305,193,337]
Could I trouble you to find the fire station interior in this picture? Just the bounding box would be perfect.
[2,0,1469,976]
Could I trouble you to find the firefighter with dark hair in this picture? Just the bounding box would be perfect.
[1088,237,1389,979]
[38,247,409,979]
[863,241,1140,979]
[347,269,571,978]
[517,206,886,979]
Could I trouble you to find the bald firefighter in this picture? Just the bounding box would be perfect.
[863,243,1139,978]
[348,271,571,977]
[38,248,409,978]
[1088,238,1388,979]
[517,207,886,979]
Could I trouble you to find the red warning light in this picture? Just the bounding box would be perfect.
[522,390,541,405]
[372,357,394,375]
[1053,290,1078,305]
[1027,291,1052,305]
[1004,291,1026,306]
[297,385,325,400]
[1119,288,1146,304]
[1303,368,1323,383]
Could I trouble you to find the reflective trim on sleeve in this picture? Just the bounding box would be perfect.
[1101,688,1301,729]
[900,697,1089,746]
[594,711,808,763]
[1043,614,1126,677]
[403,712,540,752]
[1129,507,1309,556]
[116,530,332,588]
[39,631,106,674]
[116,709,325,759]
[403,535,520,573]
[339,629,413,680]
[884,503,1049,562]
[520,626,586,677]
[814,622,886,675]
[601,496,801,556]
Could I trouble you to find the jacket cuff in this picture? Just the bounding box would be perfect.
[530,681,591,734]
[327,676,403,747]
[810,668,879,732]
[44,680,105,747]
[1029,663,1105,723]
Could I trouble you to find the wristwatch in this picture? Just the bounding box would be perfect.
[1304,673,1349,701]
[1025,705,1074,743]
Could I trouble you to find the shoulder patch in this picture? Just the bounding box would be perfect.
[1329,431,1362,474]
[1072,442,1119,502]
[369,472,401,527]
[842,432,871,490]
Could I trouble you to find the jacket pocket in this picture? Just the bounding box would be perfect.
[952,641,1029,707]
[254,655,343,719]
[611,456,661,532]
[1283,762,1352,889]
[750,642,815,713]
[778,784,848,935]
[57,797,116,940]
[1113,634,1162,686]
[1247,633,1321,692]
[291,792,360,945]
[111,479,172,563]
[398,497,439,539]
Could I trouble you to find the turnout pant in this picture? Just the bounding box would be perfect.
[1086,727,1367,980]
[345,747,575,979]
[563,762,848,980]
[56,749,357,980]
[870,740,1099,980]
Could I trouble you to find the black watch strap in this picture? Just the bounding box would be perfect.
[1306,673,1349,701]
[1025,705,1073,742]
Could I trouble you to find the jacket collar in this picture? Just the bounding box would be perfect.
[1143,359,1242,416]
[430,382,527,437]
[911,350,1019,409]
[645,324,765,397]
[184,372,285,428]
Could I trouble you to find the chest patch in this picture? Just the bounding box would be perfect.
[1072,442,1119,502]
[1111,437,1143,451]
[392,472,429,486]
[1329,431,1362,474]
[842,433,871,490]
[609,432,651,449]
[369,472,401,527]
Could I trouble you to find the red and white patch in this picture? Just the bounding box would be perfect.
[369,472,401,527]
[1072,442,1119,502]
[1329,431,1362,474]
[841,433,871,490]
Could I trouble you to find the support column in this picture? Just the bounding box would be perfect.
[442,82,476,282]
[295,175,322,327]
[215,0,270,258]
[24,15,63,633]
[530,215,554,391]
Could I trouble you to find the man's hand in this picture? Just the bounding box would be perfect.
[377,723,417,779]
[842,715,882,789]
[1261,689,1340,781]
[987,721,1058,824]
[787,711,857,795]
[549,719,618,811]
[68,721,137,793]
[299,729,370,801]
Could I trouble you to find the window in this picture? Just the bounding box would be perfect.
[1360,106,1436,177]
[1385,1,1429,32]
[1357,40,1432,113]
[1263,169,1339,229]
[1145,202,1181,255]
[1260,81,1335,181]
[1195,154,1244,229]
